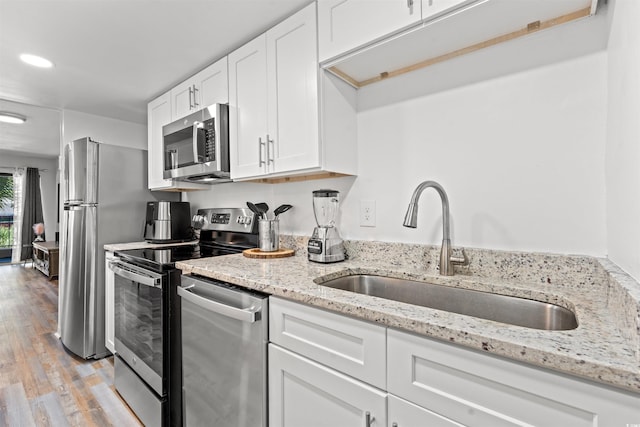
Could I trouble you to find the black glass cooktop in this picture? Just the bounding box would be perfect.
[115,236,258,273]
[115,244,201,272]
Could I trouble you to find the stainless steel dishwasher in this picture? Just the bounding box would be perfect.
[178,274,268,427]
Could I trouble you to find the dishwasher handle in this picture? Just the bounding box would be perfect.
[177,285,258,323]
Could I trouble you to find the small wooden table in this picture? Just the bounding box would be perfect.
[32,241,59,280]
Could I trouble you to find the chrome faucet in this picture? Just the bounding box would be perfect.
[403,180,467,275]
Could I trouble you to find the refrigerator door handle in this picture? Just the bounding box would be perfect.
[64,202,83,210]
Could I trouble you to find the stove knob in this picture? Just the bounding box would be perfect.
[192,214,207,229]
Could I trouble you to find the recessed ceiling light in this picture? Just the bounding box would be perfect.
[0,112,27,124]
[20,53,54,68]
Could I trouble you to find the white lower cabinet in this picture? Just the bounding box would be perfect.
[269,344,387,427]
[267,298,640,427]
[104,251,115,354]
[388,329,640,427]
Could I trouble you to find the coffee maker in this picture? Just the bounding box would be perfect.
[308,189,345,263]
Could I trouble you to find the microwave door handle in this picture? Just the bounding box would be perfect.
[192,121,203,163]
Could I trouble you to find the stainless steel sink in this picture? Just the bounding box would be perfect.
[317,275,578,330]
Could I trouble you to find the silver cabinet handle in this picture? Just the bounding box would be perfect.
[267,134,274,165]
[192,84,199,109]
[258,137,266,167]
[188,86,193,110]
[407,0,413,9]
[177,285,259,323]
[365,411,374,427]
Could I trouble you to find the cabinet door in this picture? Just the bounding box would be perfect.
[422,0,472,21]
[147,92,173,190]
[196,56,229,107]
[173,57,229,120]
[267,3,320,174]
[228,35,269,179]
[269,344,387,427]
[104,251,116,354]
[318,0,421,62]
[389,395,463,427]
[171,79,197,120]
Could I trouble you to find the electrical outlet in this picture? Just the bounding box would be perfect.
[360,200,376,227]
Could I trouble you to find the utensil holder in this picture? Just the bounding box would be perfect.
[259,219,279,252]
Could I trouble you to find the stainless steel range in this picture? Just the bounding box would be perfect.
[110,207,260,427]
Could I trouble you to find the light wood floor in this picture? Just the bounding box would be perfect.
[0,264,142,427]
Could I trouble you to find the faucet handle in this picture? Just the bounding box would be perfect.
[450,247,469,266]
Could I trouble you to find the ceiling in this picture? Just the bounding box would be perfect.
[0,0,312,158]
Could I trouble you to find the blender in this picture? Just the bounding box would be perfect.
[308,189,345,263]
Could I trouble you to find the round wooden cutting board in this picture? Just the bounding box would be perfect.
[242,248,295,259]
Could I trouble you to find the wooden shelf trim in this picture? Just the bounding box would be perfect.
[328,6,592,89]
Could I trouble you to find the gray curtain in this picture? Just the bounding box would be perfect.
[19,167,44,260]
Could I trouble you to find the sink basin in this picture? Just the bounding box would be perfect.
[317,275,578,330]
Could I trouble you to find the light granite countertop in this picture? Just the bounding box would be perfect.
[176,237,640,394]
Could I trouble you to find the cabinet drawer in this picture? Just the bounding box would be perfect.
[388,329,614,427]
[269,297,386,389]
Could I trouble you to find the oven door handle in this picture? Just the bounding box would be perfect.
[109,261,162,288]
[177,285,258,323]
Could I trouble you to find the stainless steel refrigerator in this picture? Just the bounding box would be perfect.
[60,137,164,359]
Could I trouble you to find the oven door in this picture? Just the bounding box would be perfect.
[110,259,166,396]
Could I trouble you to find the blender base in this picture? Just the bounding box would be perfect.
[308,227,345,263]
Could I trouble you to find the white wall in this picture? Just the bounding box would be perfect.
[605,0,640,280]
[186,51,609,257]
[0,153,58,241]
[61,109,146,151]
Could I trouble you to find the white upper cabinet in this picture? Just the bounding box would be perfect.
[147,92,173,190]
[229,3,357,181]
[266,3,320,175]
[318,0,422,63]
[320,0,600,87]
[228,35,270,179]
[422,0,473,20]
[147,92,207,191]
[171,56,229,120]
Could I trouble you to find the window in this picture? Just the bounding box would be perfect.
[0,173,14,260]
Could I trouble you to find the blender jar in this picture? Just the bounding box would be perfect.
[312,189,339,228]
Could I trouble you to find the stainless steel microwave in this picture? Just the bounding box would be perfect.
[162,103,230,183]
